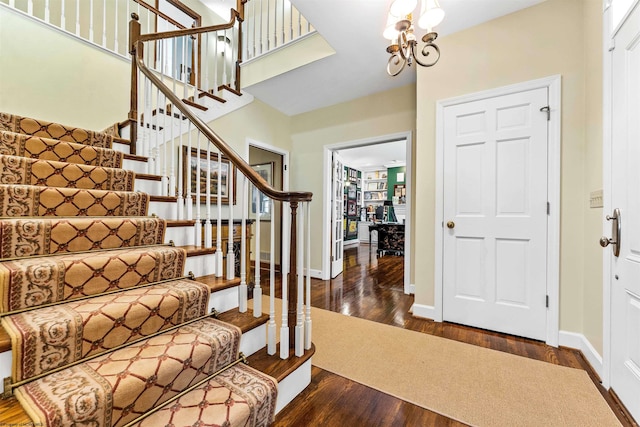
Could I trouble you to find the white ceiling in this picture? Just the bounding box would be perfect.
[337,139,407,170]
[201,0,545,116]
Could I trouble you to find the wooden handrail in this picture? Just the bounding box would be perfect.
[131,34,312,203]
[138,13,239,42]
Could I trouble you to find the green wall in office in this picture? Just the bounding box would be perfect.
[387,166,406,200]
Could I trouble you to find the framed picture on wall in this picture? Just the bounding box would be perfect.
[182,146,236,204]
[251,162,274,220]
[347,200,357,216]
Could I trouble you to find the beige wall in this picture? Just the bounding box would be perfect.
[414,0,603,348]
[0,6,130,129]
[290,84,417,276]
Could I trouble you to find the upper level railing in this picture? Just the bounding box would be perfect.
[129,6,313,356]
[243,0,314,61]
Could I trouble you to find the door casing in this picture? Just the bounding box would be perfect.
[434,75,562,346]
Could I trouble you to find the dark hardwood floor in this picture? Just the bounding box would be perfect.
[267,244,637,427]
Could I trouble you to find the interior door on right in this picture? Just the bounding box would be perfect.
[609,2,640,420]
[442,87,549,341]
[331,152,345,278]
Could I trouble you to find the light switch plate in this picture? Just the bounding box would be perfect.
[590,189,603,208]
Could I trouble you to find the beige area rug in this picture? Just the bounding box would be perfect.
[259,296,620,427]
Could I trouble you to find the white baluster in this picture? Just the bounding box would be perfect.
[280,210,289,359]
[44,0,50,23]
[194,133,202,246]
[295,202,304,357]
[154,87,161,176]
[204,143,212,249]
[239,177,248,313]
[282,0,285,46]
[289,0,293,42]
[176,105,184,221]
[204,33,210,91]
[215,151,223,276]
[253,186,262,317]
[305,201,312,350]
[60,0,65,31]
[102,0,106,47]
[114,0,118,54]
[185,122,194,221]
[75,0,80,36]
[259,0,264,55]
[267,199,276,355]
[9,1,15,9]
[168,99,175,198]
[27,0,33,16]
[222,29,228,86]
[226,162,235,280]
[182,35,188,99]
[213,30,218,94]
[89,0,94,42]
[266,0,270,50]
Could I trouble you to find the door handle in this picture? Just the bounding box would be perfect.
[600,208,621,257]
[446,221,455,229]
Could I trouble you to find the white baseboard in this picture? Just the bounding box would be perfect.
[304,268,323,279]
[559,330,603,378]
[411,303,435,320]
[344,240,359,247]
[406,283,415,295]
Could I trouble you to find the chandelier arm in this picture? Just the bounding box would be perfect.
[397,31,410,60]
[412,38,440,67]
[387,51,407,76]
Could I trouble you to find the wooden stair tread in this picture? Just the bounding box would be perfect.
[218,84,242,97]
[0,326,9,353]
[112,136,130,145]
[195,273,240,292]
[123,153,148,162]
[247,343,315,383]
[150,195,178,202]
[181,245,217,256]
[0,397,29,425]
[217,308,269,333]
[135,173,162,181]
[198,90,227,104]
[183,98,208,111]
[166,220,196,227]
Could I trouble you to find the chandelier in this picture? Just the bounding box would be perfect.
[384,0,445,76]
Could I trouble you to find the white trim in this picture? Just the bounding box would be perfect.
[322,132,413,286]
[411,303,435,320]
[602,0,613,390]
[434,75,562,346]
[559,331,604,378]
[304,268,323,279]
[246,138,290,277]
[274,358,312,414]
[344,239,359,247]
[241,30,319,66]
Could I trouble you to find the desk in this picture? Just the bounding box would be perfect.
[370,223,404,257]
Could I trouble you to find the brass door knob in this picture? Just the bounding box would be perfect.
[446,221,455,229]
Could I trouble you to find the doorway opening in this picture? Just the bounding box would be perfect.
[322,132,413,295]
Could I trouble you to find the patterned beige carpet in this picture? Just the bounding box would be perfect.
[309,306,620,427]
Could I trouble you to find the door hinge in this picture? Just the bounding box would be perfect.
[540,106,551,121]
[546,295,549,308]
[547,202,550,215]
[284,164,288,171]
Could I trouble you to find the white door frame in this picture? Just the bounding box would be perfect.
[322,132,414,295]
[434,75,561,346]
[246,138,291,276]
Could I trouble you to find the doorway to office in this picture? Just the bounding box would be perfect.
[322,132,413,294]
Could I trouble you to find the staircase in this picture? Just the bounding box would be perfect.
[0,111,314,426]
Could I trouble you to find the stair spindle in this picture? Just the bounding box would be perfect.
[194,132,202,246]
[226,158,235,280]
[280,222,289,359]
[295,201,304,357]
[268,198,276,355]
[102,0,106,47]
[176,105,184,220]
[204,142,212,249]
[27,0,33,16]
[113,0,118,53]
[254,186,262,317]
[305,201,312,350]
[185,122,194,222]
[215,151,223,276]
[239,177,248,313]
[44,0,50,23]
[89,0,94,42]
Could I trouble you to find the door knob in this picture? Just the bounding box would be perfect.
[446,221,455,229]
[601,208,621,257]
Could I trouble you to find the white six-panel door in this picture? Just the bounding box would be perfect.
[442,88,549,341]
[609,2,640,419]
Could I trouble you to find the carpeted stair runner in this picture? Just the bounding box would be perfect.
[0,111,278,427]
[135,363,278,427]
[0,184,149,217]
[0,112,113,148]
[0,216,165,258]
[0,130,123,168]
[14,318,243,427]
[3,279,210,382]
[0,245,187,312]
[0,154,135,191]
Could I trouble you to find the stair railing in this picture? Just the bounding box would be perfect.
[130,11,313,357]
[242,0,315,61]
